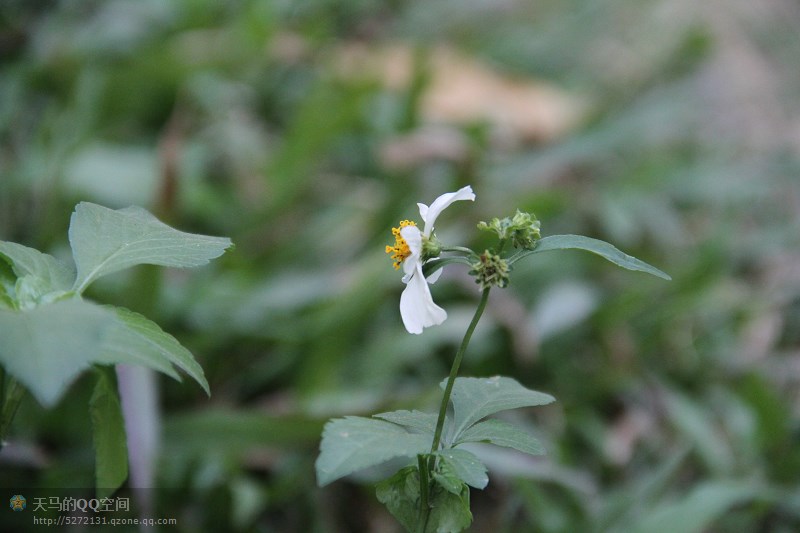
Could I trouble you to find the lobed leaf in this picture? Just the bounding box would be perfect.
[455,418,546,456]
[0,299,210,407]
[374,409,438,436]
[516,234,671,280]
[102,306,209,395]
[69,202,232,293]
[316,416,431,487]
[446,376,555,442]
[0,299,117,406]
[435,448,488,490]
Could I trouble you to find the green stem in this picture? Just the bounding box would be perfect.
[416,455,430,533]
[496,238,508,255]
[417,287,491,532]
[440,246,476,256]
[430,287,491,453]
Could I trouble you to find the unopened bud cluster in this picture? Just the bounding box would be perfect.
[470,251,510,290]
[477,210,541,249]
[421,234,442,261]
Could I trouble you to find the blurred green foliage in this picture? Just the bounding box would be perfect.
[1,0,799,531]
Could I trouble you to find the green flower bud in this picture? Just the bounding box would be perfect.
[422,233,442,261]
[509,210,541,249]
[477,210,541,250]
[469,250,511,290]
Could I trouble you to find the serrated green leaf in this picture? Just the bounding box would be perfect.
[0,241,75,293]
[316,416,431,487]
[376,466,420,533]
[517,235,671,280]
[455,418,546,456]
[0,299,117,406]
[0,298,211,406]
[374,409,438,436]
[445,376,555,442]
[90,368,128,498]
[435,448,488,490]
[69,202,232,293]
[102,306,209,395]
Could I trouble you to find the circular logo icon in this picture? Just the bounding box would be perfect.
[10,494,26,512]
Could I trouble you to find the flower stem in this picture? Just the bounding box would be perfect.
[430,287,491,452]
[417,287,491,532]
[416,454,431,533]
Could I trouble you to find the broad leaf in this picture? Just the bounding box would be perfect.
[0,299,209,407]
[90,368,128,498]
[427,481,472,533]
[455,418,546,456]
[0,241,75,293]
[374,409,438,436]
[446,377,555,441]
[102,306,209,394]
[375,466,420,533]
[69,202,232,293]
[517,235,671,280]
[376,465,474,533]
[435,448,488,489]
[316,416,431,487]
[0,299,117,406]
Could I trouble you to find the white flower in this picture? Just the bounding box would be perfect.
[385,186,475,334]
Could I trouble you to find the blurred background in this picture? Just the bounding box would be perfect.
[1,0,799,531]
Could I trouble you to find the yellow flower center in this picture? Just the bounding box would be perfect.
[385,220,417,269]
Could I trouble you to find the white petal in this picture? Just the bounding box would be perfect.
[399,225,422,278]
[417,203,428,221]
[420,185,475,236]
[400,264,447,334]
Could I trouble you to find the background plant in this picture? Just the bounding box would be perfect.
[0,201,231,496]
[1,1,799,532]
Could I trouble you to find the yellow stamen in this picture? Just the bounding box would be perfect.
[385,220,417,269]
